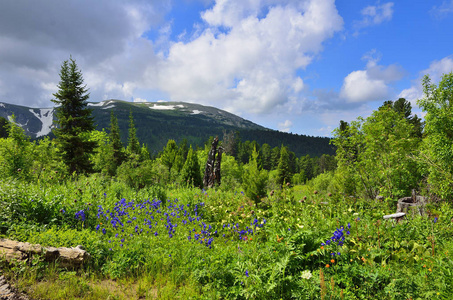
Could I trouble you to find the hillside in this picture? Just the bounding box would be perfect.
[0,100,334,157]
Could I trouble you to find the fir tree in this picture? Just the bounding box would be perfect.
[0,117,9,138]
[277,146,292,185]
[51,57,96,174]
[126,111,140,156]
[243,147,268,205]
[181,146,202,187]
[107,111,125,175]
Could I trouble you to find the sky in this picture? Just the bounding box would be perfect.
[1,0,452,137]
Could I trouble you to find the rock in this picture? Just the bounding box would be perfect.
[0,239,90,268]
[0,274,30,300]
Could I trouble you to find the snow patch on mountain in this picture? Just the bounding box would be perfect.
[88,100,115,107]
[29,108,54,137]
[88,102,104,107]
[150,105,176,110]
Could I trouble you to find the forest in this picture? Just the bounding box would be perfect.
[1,58,453,299]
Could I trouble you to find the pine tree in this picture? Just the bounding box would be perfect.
[126,111,140,156]
[0,117,9,138]
[243,147,268,205]
[51,57,96,174]
[277,146,292,185]
[181,146,202,187]
[107,111,125,175]
[160,139,179,174]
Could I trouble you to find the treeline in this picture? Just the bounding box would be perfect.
[89,105,335,158]
[0,109,335,190]
[311,73,453,201]
[0,57,336,195]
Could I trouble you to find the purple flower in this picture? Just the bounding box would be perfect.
[245,270,249,277]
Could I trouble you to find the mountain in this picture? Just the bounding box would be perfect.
[0,100,334,157]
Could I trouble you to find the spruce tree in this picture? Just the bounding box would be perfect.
[0,117,9,138]
[243,147,267,205]
[51,57,96,174]
[126,111,140,156]
[277,146,292,185]
[108,111,125,175]
[181,146,202,187]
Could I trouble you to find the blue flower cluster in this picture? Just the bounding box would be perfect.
[321,223,351,247]
[94,196,219,249]
[75,209,87,221]
[222,217,266,241]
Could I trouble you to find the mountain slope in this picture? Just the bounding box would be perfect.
[0,100,334,157]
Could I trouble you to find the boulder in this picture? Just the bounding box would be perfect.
[0,239,90,268]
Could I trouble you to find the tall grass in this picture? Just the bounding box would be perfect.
[2,176,453,299]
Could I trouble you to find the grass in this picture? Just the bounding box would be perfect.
[2,176,453,299]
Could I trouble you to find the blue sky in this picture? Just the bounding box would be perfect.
[0,0,452,137]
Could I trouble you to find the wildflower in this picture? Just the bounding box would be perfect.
[301,270,312,280]
[325,264,330,268]
[331,259,335,263]
[433,217,438,223]
[245,270,249,277]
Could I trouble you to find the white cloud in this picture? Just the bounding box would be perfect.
[278,120,293,132]
[156,0,343,115]
[361,2,394,25]
[430,1,453,19]
[0,0,345,135]
[340,51,404,103]
[0,0,169,107]
[399,55,453,104]
[354,2,394,35]
[134,97,148,102]
[341,70,388,103]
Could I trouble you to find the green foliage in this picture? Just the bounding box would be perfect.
[126,111,140,156]
[51,57,97,174]
[418,72,453,200]
[219,154,243,191]
[30,137,68,182]
[277,146,292,185]
[0,116,8,138]
[180,146,202,187]
[3,172,453,299]
[108,112,126,174]
[160,139,178,173]
[116,156,156,189]
[242,147,268,204]
[0,119,33,180]
[381,98,424,138]
[333,106,421,199]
